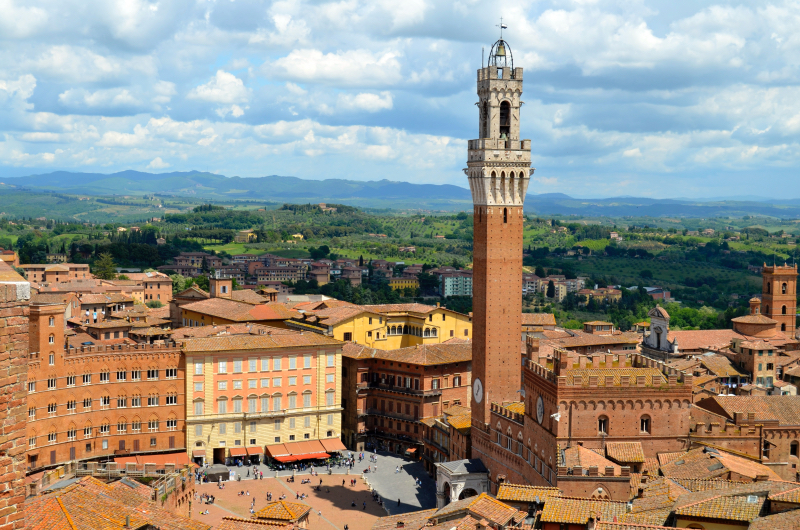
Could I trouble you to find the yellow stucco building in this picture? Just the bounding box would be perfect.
[286,301,472,350]
[388,277,420,291]
[183,330,344,466]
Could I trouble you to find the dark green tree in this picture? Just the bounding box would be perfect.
[546,280,555,299]
[93,253,118,280]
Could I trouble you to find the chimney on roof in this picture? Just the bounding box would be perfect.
[124,515,132,529]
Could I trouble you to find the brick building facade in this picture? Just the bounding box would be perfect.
[0,265,29,530]
[26,297,186,470]
[340,342,471,457]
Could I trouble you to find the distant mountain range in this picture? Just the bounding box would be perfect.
[3,170,800,218]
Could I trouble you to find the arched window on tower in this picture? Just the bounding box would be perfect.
[782,323,787,331]
[499,101,511,139]
[766,305,770,315]
[503,208,508,224]
[782,305,787,315]
[783,282,788,294]
[767,283,771,294]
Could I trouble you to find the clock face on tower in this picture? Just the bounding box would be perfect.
[473,378,483,404]
[536,395,544,424]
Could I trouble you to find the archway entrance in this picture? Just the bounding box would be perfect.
[459,488,479,500]
[443,482,451,506]
[213,447,226,465]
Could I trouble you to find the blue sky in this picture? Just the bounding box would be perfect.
[2,0,800,198]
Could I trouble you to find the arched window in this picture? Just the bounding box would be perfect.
[790,441,798,458]
[767,283,771,294]
[503,208,508,224]
[424,328,430,337]
[783,282,787,294]
[640,415,651,434]
[48,334,54,344]
[765,305,770,315]
[782,305,787,315]
[598,416,609,435]
[432,328,437,337]
[499,101,511,138]
[481,101,489,139]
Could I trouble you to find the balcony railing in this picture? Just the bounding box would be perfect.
[356,381,441,397]
[358,408,419,423]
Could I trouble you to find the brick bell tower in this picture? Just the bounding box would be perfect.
[467,36,532,442]
[762,263,797,337]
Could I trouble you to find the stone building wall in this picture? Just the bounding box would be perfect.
[0,282,29,530]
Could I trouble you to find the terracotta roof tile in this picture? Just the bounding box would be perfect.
[674,494,765,522]
[562,367,666,387]
[699,354,747,377]
[709,395,800,425]
[25,476,209,530]
[749,509,800,530]
[540,497,628,524]
[667,329,742,351]
[370,509,437,530]
[656,452,686,466]
[182,298,298,322]
[597,523,674,530]
[341,341,471,366]
[606,442,645,464]
[217,517,292,530]
[254,500,311,521]
[184,331,341,352]
[447,413,472,433]
[561,446,621,475]
[496,483,561,503]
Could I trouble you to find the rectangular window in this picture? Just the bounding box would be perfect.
[66,375,75,387]
[234,400,242,413]
[274,419,282,431]
[218,401,227,414]
[166,395,177,405]
[432,379,439,390]
[195,362,203,375]
[248,398,257,412]
[289,376,297,386]
[194,382,203,392]
[261,358,269,371]
[304,416,311,428]
[326,374,335,383]
[131,369,140,381]
[233,380,243,390]
[327,414,334,425]
[132,422,141,433]
[249,359,257,372]
[273,396,282,411]
[288,395,297,409]
[261,397,269,412]
[83,374,91,385]
[165,368,177,379]
[167,419,176,431]
[233,360,242,373]
[303,375,312,385]
[116,370,126,381]
[261,378,270,388]
[248,379,257,389]
[117,397,127,408]
[147,369,158,380]
[147,395,159,406]
[273,358,282,371]
[327,354,335,367]
[289,417,296,429]
[131,396,141,407]
[273,377,282,387]
[99,372,109,383]
[326,392,334,406]
[304,355,311,369]
[195,402,203,415]
[28,381,35,393]
[303,393,311,407]
[218,360,227,374]
[219,423,226,434]
[218,381,227,390]
[195,425,203,436]
[289,356,297,370]
[48,377,56,390]
[234,422,241,433]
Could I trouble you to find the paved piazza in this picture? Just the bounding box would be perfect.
[189,452,436,529]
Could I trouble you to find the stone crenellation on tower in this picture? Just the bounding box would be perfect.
[467,37,533,456]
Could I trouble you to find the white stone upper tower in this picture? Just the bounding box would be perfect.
[465,38,533,207]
